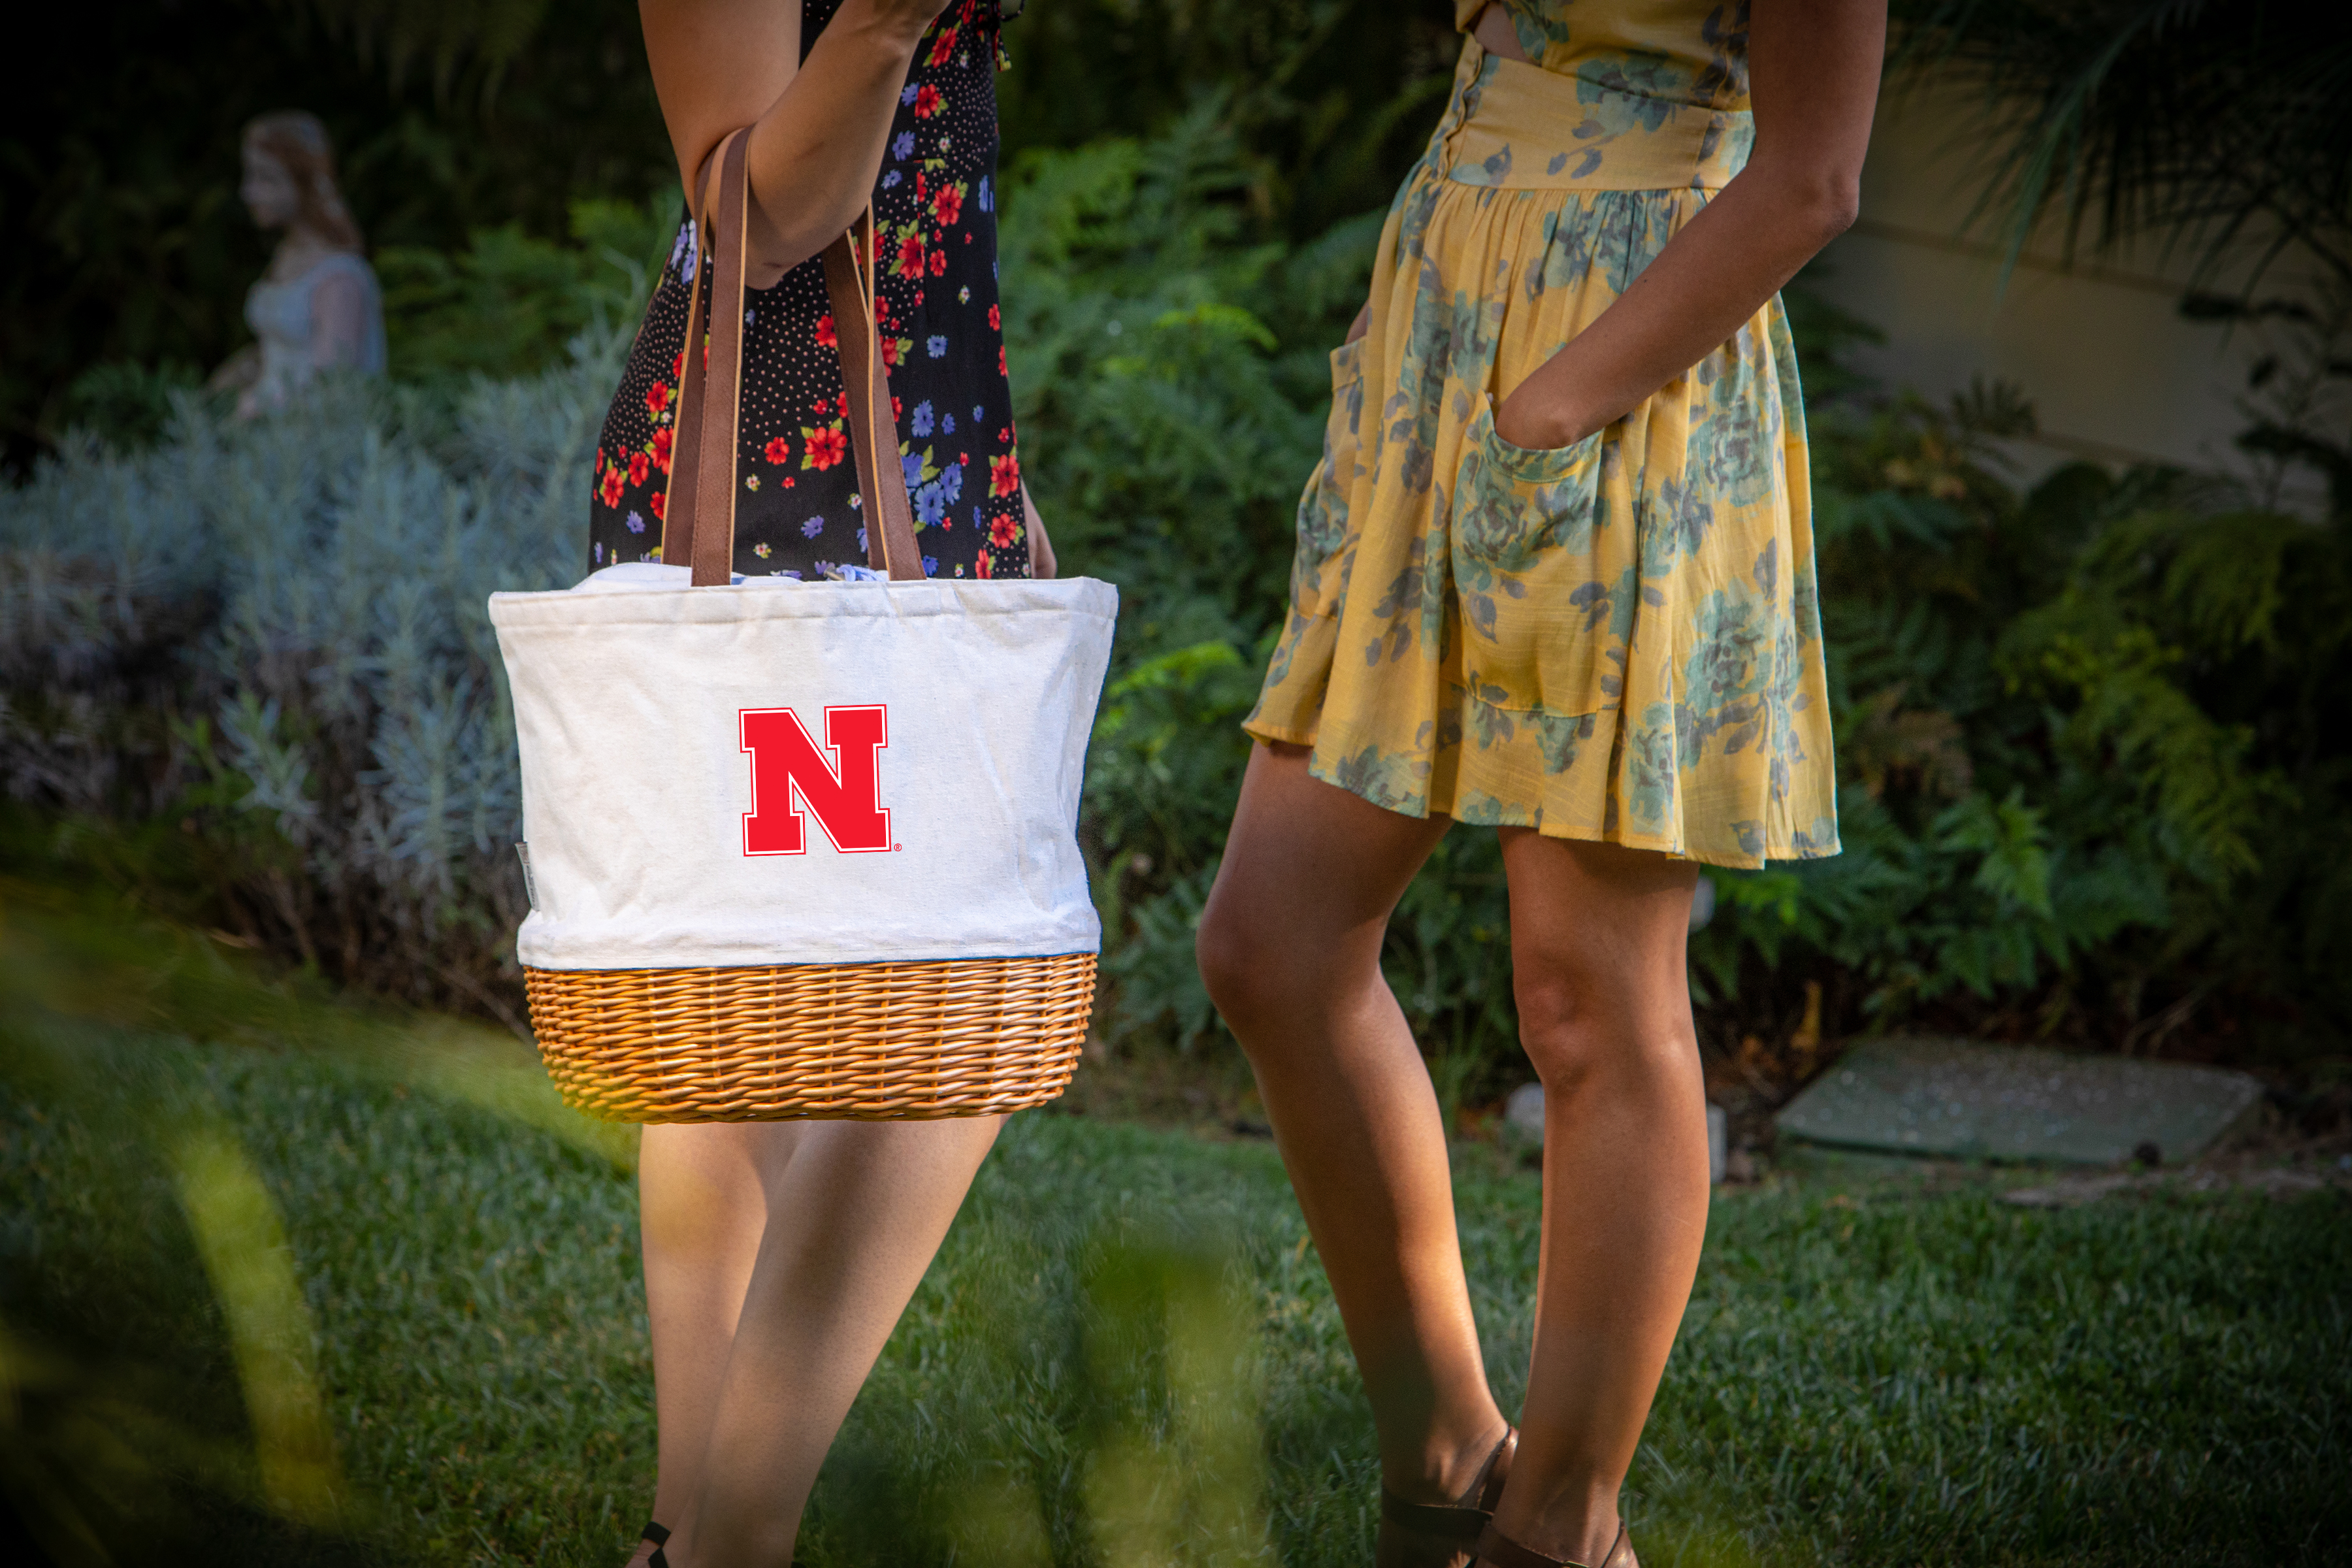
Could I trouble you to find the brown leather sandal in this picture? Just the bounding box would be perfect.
[1374,1426,1518,1568]
[1472,1520,1632,1568]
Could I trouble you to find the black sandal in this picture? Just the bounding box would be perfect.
[1473,1519,1631,1568]
[640,1520,671,1568]
[1375,1426,1518,1568]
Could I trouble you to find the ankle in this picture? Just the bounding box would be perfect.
[1384,1410,1512,1501]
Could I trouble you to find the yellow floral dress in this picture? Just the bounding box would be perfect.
[1243,0,1839,868]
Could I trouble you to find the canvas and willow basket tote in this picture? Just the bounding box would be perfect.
[489,128,1118,1122]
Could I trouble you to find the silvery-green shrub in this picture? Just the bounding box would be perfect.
[0,336,621,1013]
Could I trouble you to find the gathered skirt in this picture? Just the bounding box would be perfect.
[1243,39,1840,868]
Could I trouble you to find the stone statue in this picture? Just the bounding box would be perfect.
[208,112,387,418]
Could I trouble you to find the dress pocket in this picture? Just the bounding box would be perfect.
[1290,338,1367,617]
[1449,397,1633,717]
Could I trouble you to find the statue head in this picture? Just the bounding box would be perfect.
[241,111,364,253]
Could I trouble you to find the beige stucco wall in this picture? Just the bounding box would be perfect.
[1810,80,2327,511]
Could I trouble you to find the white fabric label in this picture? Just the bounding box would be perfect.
[490,568,1118,970]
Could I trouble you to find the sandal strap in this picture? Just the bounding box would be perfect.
[1380,1493,1497,1540]
[1379,1425,1518,1541]
[1473,1521,1629,1568]
[1468,1426,1516,1512]
[642,1522,671,1546]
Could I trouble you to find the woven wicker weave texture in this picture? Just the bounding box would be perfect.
[526,953,1095,1122]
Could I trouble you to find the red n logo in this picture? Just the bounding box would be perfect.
[740,705,892,855]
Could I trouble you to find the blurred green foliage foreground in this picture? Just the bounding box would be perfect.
[4,879,2349,1567]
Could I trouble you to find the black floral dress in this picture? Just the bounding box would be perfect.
[589,0,1026,581]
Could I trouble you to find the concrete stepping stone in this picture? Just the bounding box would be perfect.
[1774,1037,2264,1167]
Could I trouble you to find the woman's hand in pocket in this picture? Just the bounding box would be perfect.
[1494,373,1603,453]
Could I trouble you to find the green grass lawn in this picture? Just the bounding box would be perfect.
[4,906,2349,1566]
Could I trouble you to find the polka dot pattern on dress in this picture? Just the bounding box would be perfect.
[589,0,1026,581]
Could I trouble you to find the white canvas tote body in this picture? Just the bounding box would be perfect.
[492,572,1116,970]
[491,125,1116,987]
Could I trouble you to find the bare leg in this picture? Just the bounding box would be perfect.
[662,1115,1003,1568]
[1486,830,1707,1565]
[632,1122,806,1563]
[1196,742,1508,1500]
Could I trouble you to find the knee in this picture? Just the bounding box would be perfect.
[1514,974,1605,1092]
[1513,970,1693,1095]
[1194,897,1281,1040]
[1196,890,1343,1053]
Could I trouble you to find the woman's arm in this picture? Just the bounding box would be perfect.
[1491,0,1885,451]
[308,270,371,370]
[640,0,952,289]
[1021,486,1055,578]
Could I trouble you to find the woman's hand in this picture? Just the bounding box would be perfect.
[642,0,955,287]
[1489,0,1885,451]
[1494,378,1603,451]
[206,343,260,395]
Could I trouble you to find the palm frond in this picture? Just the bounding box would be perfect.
[1893,0,2352,294]
[263,0,555,103]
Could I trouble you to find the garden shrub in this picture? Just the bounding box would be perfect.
[0,340,617,1022]
[375,197,677,388]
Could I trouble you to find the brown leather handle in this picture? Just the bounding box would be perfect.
[661,129,924,585]
[824,210,926,582]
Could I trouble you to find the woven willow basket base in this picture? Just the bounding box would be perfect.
[526,953,1095,1122]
